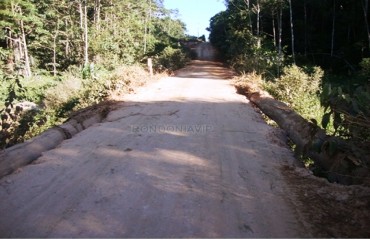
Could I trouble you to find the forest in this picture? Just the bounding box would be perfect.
[0,0,191,148]
[208,0,370,183]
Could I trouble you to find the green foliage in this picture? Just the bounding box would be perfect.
[230,45,280,77]
[0,0,187,148]
[320,83,370,145]
[43,75,82,110]
[360,58,370,77]
[208,4,282,77]
[0,63,153,148]
[0,0,187,76]
[0,72,26,148]
[155,46,190,72]
[265,65,325,124]
[270,65,322,102]
[0,71,63,148]
[209,0,370,182]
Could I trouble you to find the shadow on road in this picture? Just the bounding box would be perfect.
[174,60,235,79]
[0,97,304,238]
[0,56,311,238]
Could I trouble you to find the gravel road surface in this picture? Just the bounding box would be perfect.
[0,53,313,237]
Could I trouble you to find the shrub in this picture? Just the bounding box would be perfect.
[43,75,82,110]
[155,46,190,72]
[321,84,370,145]
[0,63,155,148]
[360,58,370,77]
[233,71,263,92]
[265,65,325,125]
[230,47,280,79]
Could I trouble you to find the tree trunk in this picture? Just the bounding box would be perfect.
[5,28,15,73]
[20,19,32,77]
[111,0,117,37]
[362,0,370,50]
[52,29,59,76]
[63,19,70,57]
[83,0,89,66]
[331,0,336,56]
[12,37,22,68]
[277,5,283,76]
[235,82,370,185]
[79,1,83,29]
[242,0,253,32]
[304,0,308,56]
[13,4,32,77]
[149,0,152,36]
[0,109,106,178]
[94,0,101,30]
[144,1,148,54]
[255,0,261,48]
[278,7,282,55]
[288,0,295,63]
[272,11,276,48]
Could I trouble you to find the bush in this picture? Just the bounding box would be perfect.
[79,64,150,107]
[0,64,153,148]
[43,75,82,110]
[155,46,190,72]
[321,84,370,145]
[265,65,325,125]
[360,58,370,77]
[230,47,280,79]
[320,58,370,145]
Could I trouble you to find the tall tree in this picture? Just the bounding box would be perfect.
[288,0,295,63]
[0,0,43,77]
[362,0,370,50]
[331,0,336,56]
[0,0,186,77]
[82,0,88,66]
[253,0,261,48]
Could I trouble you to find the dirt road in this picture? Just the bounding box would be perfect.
[0,58,313,237]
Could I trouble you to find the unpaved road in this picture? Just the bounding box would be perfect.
[0,59,314,237]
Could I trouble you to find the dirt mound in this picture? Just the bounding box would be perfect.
[283,165,370,238]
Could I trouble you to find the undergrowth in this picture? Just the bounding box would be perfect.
[233,66,327,169]
[234,65,370,175]
[233,66,328,130]
[0,64,158,149]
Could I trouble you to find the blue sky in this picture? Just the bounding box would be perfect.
[163,0,226,40]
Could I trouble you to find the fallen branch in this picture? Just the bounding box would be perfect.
[0,109,106,178]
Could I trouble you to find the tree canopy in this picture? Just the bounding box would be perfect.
[0,0,187,76]
[0,0,190,149]
[208,0,370,74]
[208,0,370,184]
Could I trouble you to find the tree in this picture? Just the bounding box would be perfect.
[0,0,43,77]
[362,0,370,51]
[82,0,88,66]
[0,0,187,76]
[288,0,295,63]
[331,0,336,57]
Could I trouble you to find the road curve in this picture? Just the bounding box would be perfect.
[0,60,312,238]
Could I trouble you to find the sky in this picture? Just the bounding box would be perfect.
[163,0,226,40]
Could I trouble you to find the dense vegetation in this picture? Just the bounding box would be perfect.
[0,0,190,149]
[208,0,369,176]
